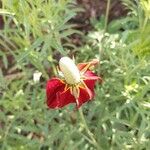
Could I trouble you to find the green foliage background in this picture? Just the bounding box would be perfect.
[0,0,150,150]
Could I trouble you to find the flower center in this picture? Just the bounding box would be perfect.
[59,57,80,84]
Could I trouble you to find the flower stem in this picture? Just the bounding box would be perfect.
[79,108,101,149]
[99,0,111,76]
[104,0,111,32]
[142,16,148,31]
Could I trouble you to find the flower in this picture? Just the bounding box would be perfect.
[33,71,42,83]
[46,57,102,109]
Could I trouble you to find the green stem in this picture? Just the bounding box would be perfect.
[104,0,111,32]
[99,0,111,75]
[79,108,101,149]
[142,16,148,31]
[98,44,102,77]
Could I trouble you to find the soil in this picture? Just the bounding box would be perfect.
[70,0,127,46]
[73,0,127,32]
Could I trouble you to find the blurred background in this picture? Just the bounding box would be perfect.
[0,0,150,150]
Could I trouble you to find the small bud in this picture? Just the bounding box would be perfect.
[59,57,80,84]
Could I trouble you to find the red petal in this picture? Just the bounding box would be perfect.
[76,69,102,108]
[84,70,101,81]
[46,78,76,109]
[46,78,64,107]
[83,79,97,92]
[83,70,102,94]
[56,89,76,108]
[77,86,94,108]
[76,77,99,108]
[77,59,99,72]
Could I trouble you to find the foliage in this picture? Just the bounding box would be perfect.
[0,0,81,80]
[121,0,150,57]
[0,0,150,150]
[80,30,150,149]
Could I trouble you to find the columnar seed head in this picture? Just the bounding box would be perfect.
[59,57,80,84]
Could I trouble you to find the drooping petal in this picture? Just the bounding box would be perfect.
[83,70,101,81]
[77,86,94,108]
[83,79,97,92]
[83,70,102,91]
[46,78,65,107]
[52,89,76,108]
[76,70,101,107]
[83,70,102,83]
[46,78,76,108]
[77,59,99,72]
[75,69,101,108]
